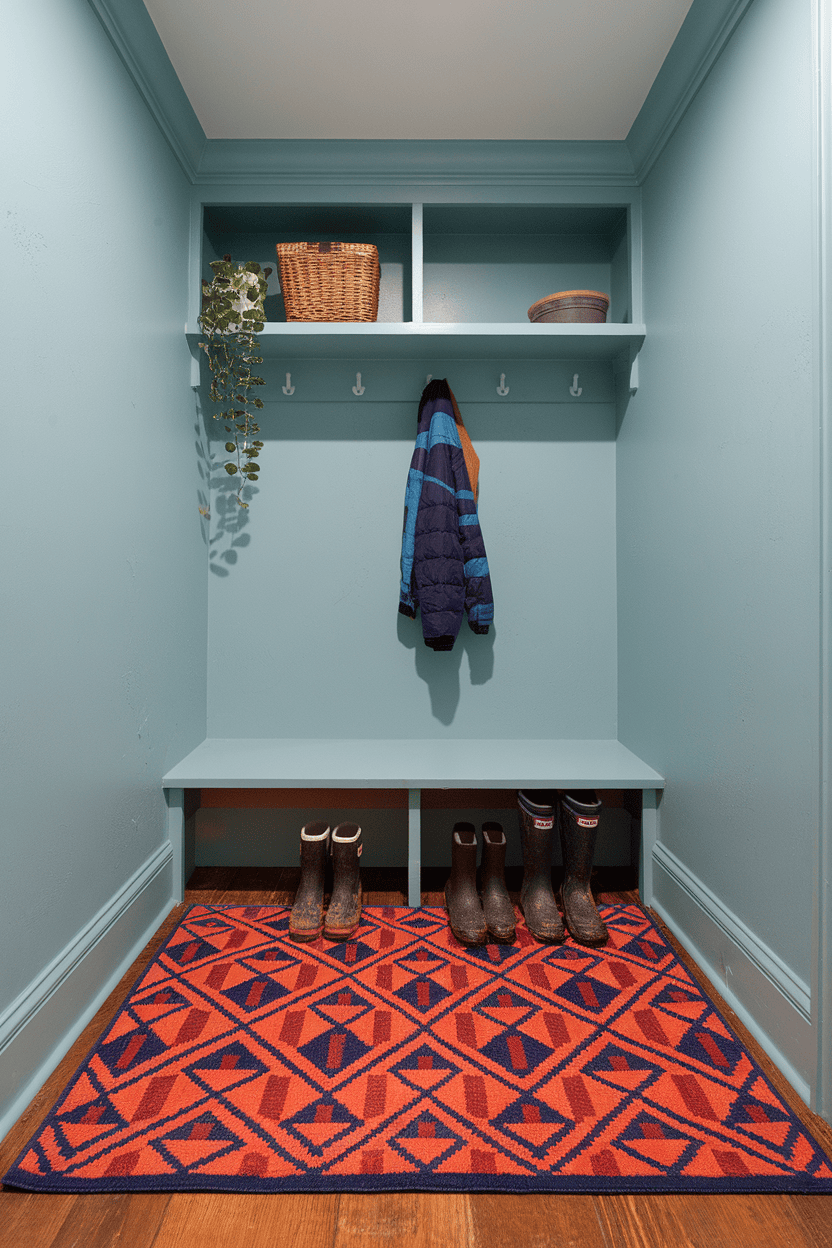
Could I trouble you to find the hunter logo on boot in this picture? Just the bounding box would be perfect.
[533,816,554,830]
[576,817,598,828]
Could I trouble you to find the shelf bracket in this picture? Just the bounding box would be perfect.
[408,788,421,908]
[188,338,202,391]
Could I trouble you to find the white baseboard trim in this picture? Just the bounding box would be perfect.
[0,843,175,1144]
[652,842,815,1106]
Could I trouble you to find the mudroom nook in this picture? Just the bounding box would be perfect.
[3,0,832,1239]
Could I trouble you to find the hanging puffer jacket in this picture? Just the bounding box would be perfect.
[398,379,494,650]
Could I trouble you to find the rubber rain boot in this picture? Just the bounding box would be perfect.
[480,822,516,943]
[289,821,331,942]
[324,822,363,941]
[559,791,608,946]
[516,791,564,943]
[444,822,487,946]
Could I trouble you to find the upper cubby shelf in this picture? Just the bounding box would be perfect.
[194,200,643,367]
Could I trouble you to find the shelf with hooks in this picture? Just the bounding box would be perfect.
[187,325,644,411]
[187,322,644,363]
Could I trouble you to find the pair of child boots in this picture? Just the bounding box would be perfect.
[517,789,608,947]
[444,822,516,946]
[289,821,362,943]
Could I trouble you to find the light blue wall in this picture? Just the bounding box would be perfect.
[205,381,618,740]
[618,0,818,1052]
[0,0,205,1094]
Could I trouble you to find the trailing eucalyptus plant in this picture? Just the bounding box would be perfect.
[198,256,271,509]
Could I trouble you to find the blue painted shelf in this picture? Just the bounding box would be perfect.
[187,322,645,363]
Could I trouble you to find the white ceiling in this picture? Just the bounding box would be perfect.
[142,0,694,142]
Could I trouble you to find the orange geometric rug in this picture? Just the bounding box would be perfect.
[4,904,831,1192]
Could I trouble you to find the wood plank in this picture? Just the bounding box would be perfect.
[334,1193,474,1248]
[471,1193,607,1247]
[594,1193,819,1248]
[48,1194,171,1248]
[783,1194,832,1247]
[0,1192,75,1248]
[152,1192,339,1248]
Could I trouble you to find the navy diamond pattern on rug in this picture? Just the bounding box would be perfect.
[4,904,831,1194]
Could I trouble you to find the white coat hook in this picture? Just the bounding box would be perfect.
[352,371,365,396]
[282,372,295,395]
[496,372,510,396]
[426,374,433,383]
[569,373,582,397]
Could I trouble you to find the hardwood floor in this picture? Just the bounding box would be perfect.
[2,866,830,1248]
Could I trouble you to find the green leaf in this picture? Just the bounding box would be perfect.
[225,464,238,475]
[246,473,259,481]
[225,442,236,453]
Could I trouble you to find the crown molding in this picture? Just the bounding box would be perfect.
[86,0,206,180]
[626,0,757,181]
[193,139,638,189]
[88,0,756,190]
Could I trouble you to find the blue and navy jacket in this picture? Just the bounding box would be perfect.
[399,379,494,650]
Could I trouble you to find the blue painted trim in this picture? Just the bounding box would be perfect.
[167,787,185,903]
[652,843,814,1105]
[195,139,637,187]
[812,0,832,1122]
[85,0,206,180]
[0,844,175,1141]
[408,789,421,908]
[653,842,811,1019]
[626,0,757,181]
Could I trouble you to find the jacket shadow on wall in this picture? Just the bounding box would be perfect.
[397,611,495,726]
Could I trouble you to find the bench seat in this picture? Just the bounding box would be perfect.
[162,738,665,906]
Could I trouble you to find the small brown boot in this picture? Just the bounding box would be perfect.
[444,823,487,946]
[480,822,516,943]
[289,822,331,942]
[559,791,608,947]
[324,823,363,941]
[517,791,565,944]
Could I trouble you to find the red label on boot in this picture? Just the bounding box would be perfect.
[576,817,598,828]
[533,816,554,830]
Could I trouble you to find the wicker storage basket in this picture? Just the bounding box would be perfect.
[275,241,380,321]
[527,290,610,324]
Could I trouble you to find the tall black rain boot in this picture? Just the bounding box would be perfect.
[289,821,331,942]
[324,823,363,941]
[516,791,564,944]
[444,822,487,946]
[559,790,608,947]
[480,822,516,943]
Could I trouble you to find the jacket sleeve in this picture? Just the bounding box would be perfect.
[411,405,467,650]
[456,476,494,636]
